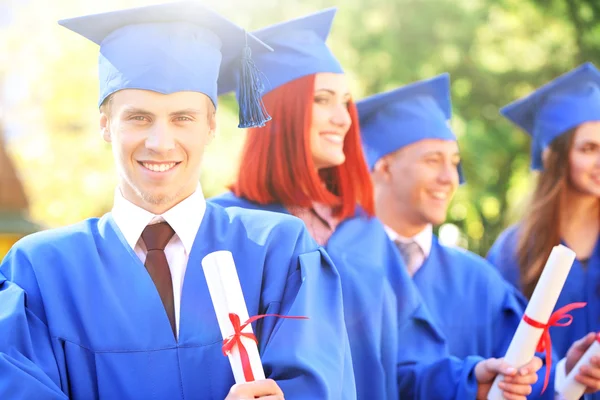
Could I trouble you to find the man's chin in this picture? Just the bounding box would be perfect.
[138,189,177,207]
[424,212,446,227]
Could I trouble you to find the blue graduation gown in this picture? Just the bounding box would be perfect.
[415,236,554,399]
[488,225,600,400]
[210,192,482,400]
[0,203,356,400]
[415,236,526,359]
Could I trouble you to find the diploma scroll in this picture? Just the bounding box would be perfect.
[557,333,600,400]
[202,250,266,384]
[487,245,576,400]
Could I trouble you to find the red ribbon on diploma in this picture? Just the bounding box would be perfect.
[522,302,587,393]
[222,313,308,382]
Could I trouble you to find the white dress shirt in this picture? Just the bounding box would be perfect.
[384,224,432,275]
[111,186,206,338]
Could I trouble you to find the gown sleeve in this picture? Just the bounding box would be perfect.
[0,247,68,399]
[258,248,357,400]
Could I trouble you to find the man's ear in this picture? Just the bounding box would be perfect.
[372,155,393,183]
[100,113,111,143]
[206,111,217,144]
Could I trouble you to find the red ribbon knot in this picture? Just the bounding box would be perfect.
[222,312,308,382]
[522,302,586,393]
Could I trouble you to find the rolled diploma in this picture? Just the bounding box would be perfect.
[487,244,576,400]
[202,250,266,383]
[557,333,600,400]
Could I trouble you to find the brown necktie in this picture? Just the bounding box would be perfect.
[141,222,176,336]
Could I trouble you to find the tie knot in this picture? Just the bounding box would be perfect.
[395,239,423,275]
[396,239,420,255]
[141,222,175,251]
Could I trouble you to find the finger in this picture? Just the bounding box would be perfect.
[501,393,527,400]
[503,372,538,385]
[520,357,543,374]
[574,333,597,351]
[500,392,527,400]
[498,380,532,397]
[590,356,600,367]
[579,365,600,380]
[575,374,600,391]
[229,380,283,397]
[486,358,517,376]
[229,397,284,400]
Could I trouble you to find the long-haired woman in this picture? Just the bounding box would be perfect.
[488,62,600,397]
[213,8,541,400]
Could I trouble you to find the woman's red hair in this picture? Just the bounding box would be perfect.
[230,74,374,220]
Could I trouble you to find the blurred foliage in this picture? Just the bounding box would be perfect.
[1,0,598,255]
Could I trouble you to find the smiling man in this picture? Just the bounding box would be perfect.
[358,72,600,399]
[359,73,524,359]
[0,2,355,399]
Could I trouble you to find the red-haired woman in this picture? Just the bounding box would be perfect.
[212,9,541,400]
[488,62,600,397]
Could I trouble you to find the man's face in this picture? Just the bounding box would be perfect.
[101,89,216,212]
[382,139,460,228]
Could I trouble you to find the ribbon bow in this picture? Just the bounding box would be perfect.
[522,302,587,393]
[222,312,308,382]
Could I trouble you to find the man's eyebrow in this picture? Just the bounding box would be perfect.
[422,150,444,157]
[121,107,155,116]
[169,108,204,117]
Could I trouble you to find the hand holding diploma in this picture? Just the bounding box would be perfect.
[488,245,583,399]
[225,379,284,400]
[558,332,600,399]
[476,357,542,400]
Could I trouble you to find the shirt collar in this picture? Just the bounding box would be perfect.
[111,185,206,254]
[384,224,433,258]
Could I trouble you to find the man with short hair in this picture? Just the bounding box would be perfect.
[359,73,600,399]
[0,3,355,399]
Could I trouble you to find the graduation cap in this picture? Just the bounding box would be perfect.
[357,73,464,183]
[58,1,273,128]
[501,62,600,170]
[219,7,343,97]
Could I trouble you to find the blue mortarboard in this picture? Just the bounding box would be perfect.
[58,1,273,128]
[219,7,343,97]
[501,62,600,170]
[357,73,464,183]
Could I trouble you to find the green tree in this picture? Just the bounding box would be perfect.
[3,0,599,255]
